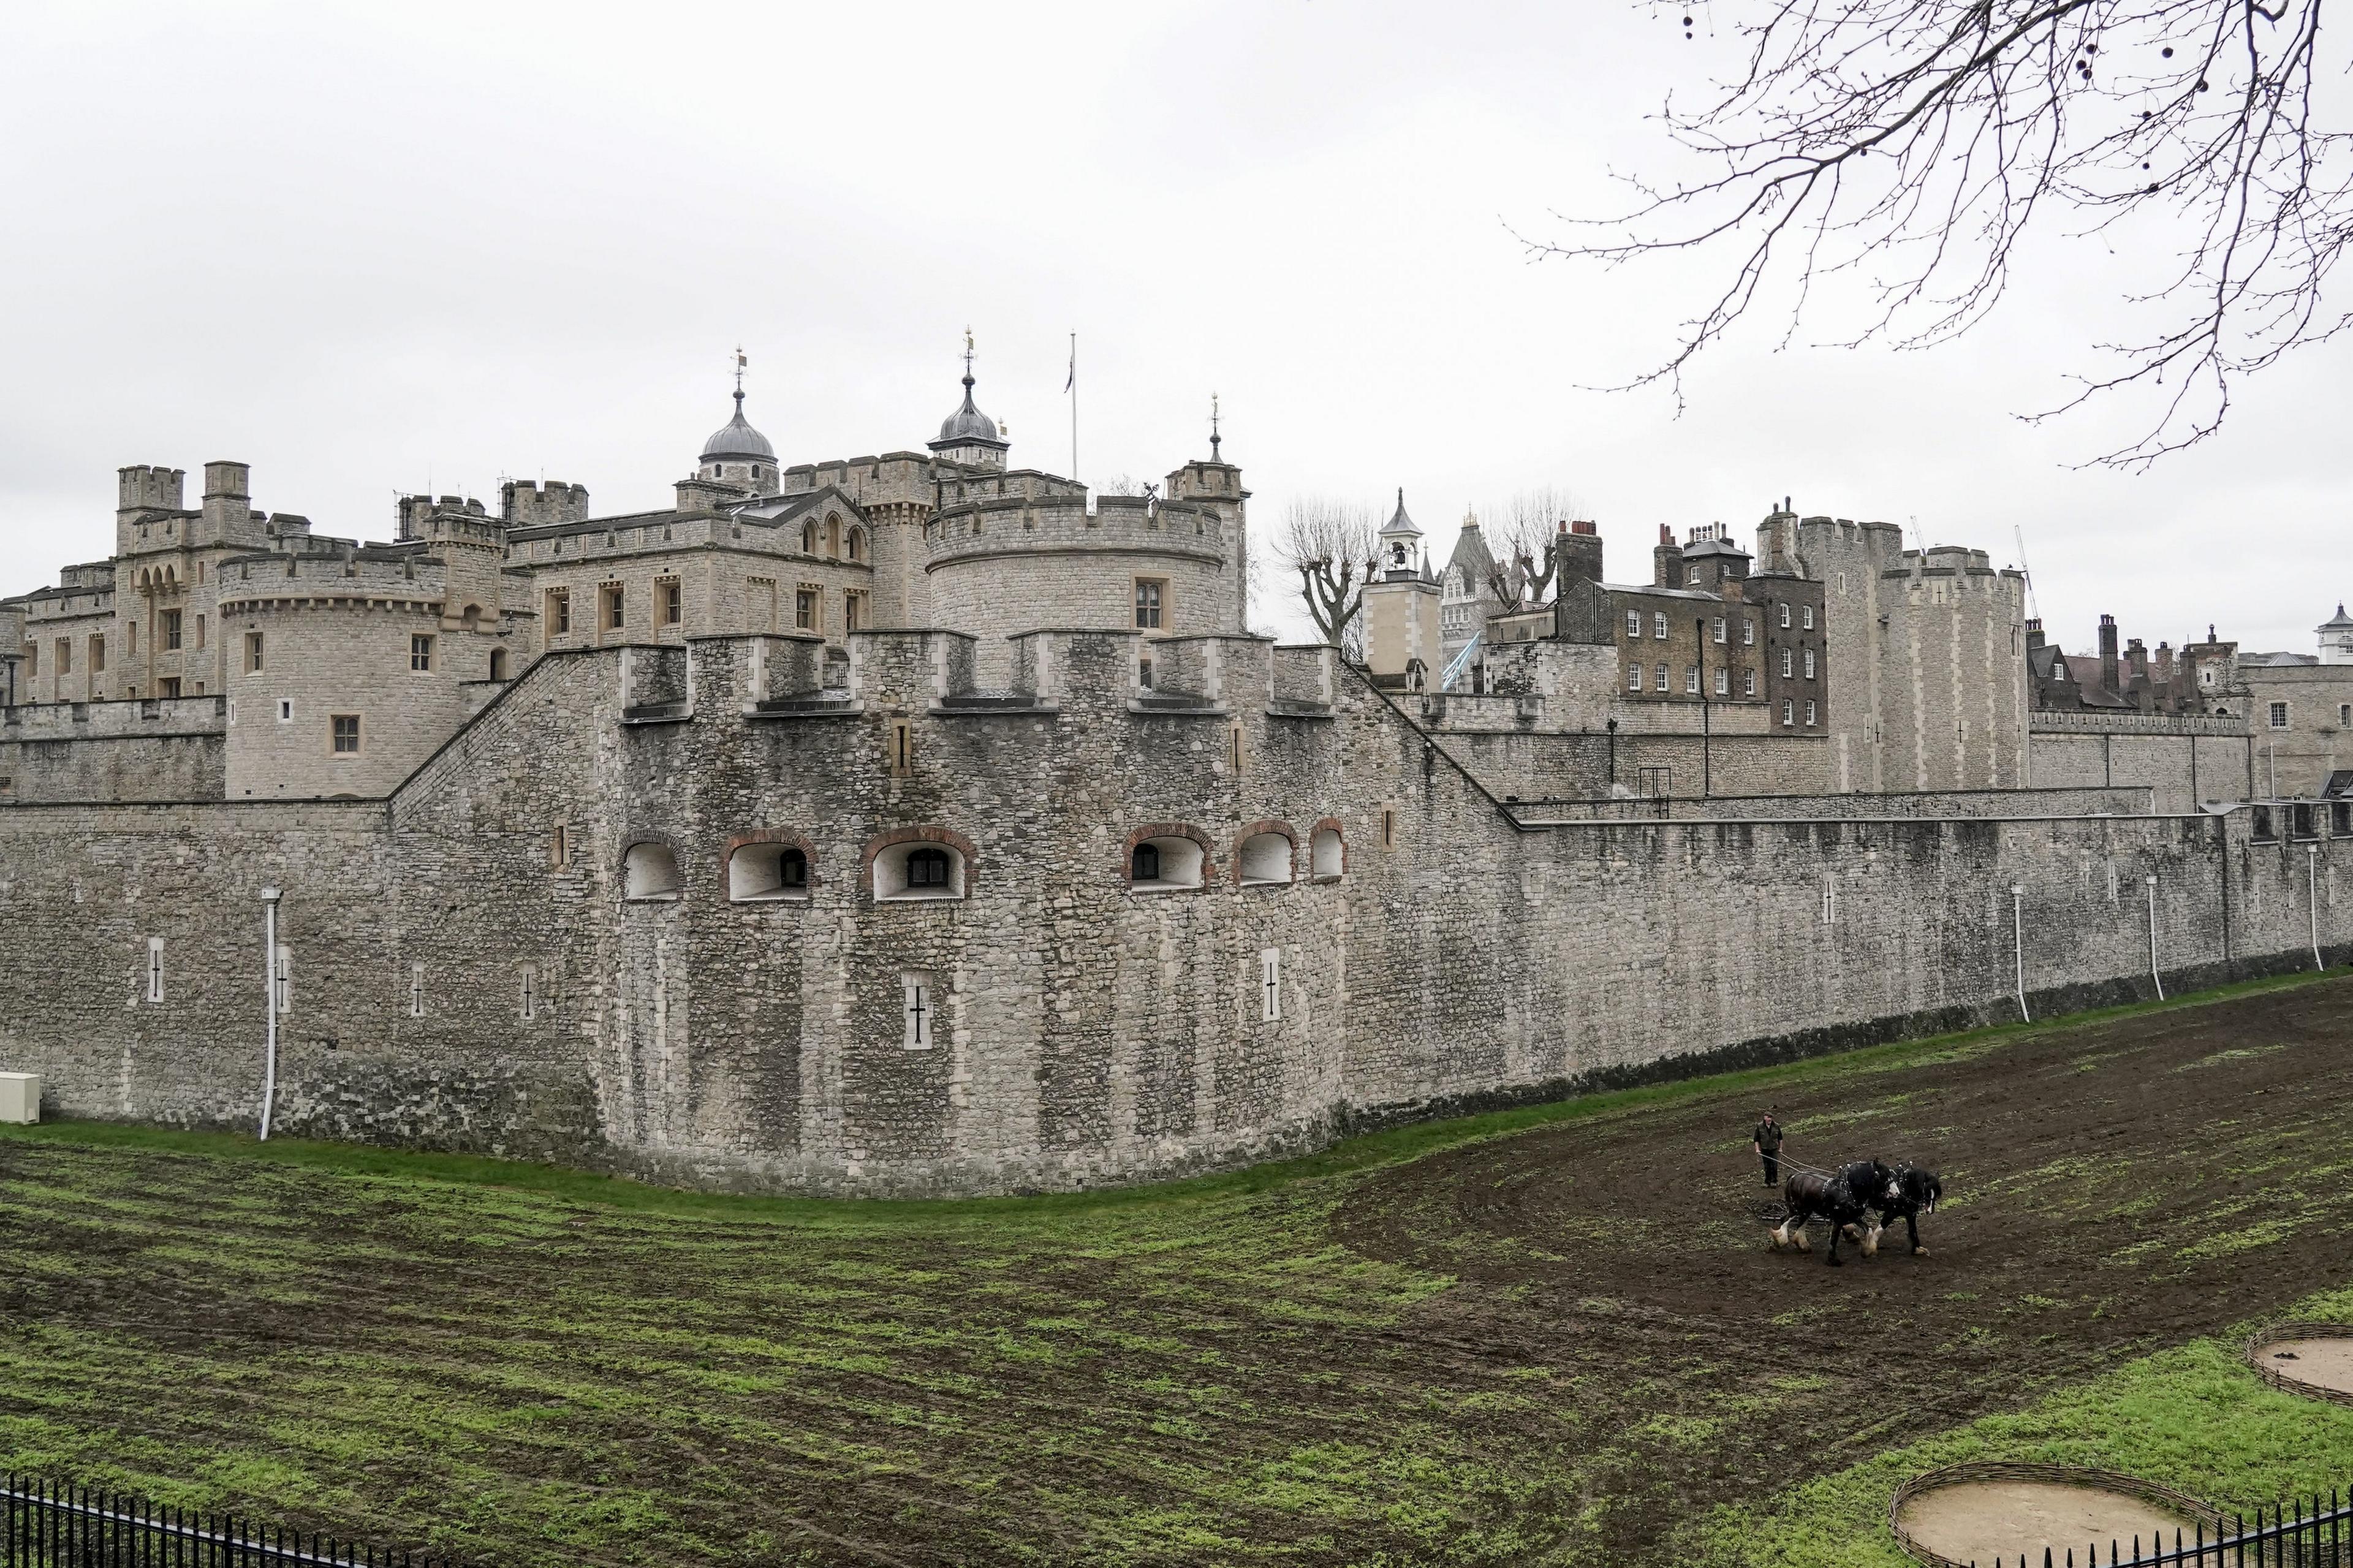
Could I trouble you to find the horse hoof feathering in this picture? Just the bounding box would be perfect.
[1913,1246,1930,1257]
[1865,1163,1946,1263]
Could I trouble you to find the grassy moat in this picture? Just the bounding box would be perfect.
[8,973,2353,1566]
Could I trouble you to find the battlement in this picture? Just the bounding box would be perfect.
[58,562,116,591]
[116,465,185,515]
[500,479,591,529]
[1,692,227,738]
[926,492,1230,564]
[396,493,492,541]
[781,452,937,507]
[216,548,449,605]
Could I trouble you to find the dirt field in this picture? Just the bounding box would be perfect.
[4,977,2353,1567]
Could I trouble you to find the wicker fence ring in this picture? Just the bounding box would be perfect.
[1889,1461,2226,1568]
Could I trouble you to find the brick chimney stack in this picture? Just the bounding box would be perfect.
[1653,524,1683,589]
[2099,613,2120,693]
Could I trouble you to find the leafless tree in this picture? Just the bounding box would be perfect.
[1537,1,2343,466]
[1273,497,1381,656]
[1482,486,1590,610]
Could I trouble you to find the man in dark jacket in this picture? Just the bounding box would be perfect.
[1752,1110,1784,1186]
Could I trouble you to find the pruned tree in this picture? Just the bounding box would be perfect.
[1482,486,1590,612]
[1538,1,2343,466]
[1274,497,1381,657]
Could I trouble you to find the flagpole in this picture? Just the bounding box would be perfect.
[1067,331,1078,482]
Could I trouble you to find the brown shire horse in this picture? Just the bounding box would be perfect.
[1769,1159,1901,1266]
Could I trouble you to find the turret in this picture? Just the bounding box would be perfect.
[928,332,1009,471]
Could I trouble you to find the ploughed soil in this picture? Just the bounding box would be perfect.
[1331,976,2353,1560]
[4,978,2353,1567]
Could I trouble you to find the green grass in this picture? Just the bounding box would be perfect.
[0,966,2345,1568]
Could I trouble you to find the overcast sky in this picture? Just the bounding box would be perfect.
[2,1,2343,656]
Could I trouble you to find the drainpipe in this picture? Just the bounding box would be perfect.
[260,885,281,1140]
[2310,843,2325,972]
[2145,874,2164,1001]
[2010,883,2029,1023]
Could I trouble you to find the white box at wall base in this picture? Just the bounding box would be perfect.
[0,1072,40,1124]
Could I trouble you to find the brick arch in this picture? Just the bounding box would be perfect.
[722,828,820,895]
[861,824,979,877]
[620,834,686,900]
[1232,819,1298,887]
[1123,822,1217,887]
[1308,816,1347,879]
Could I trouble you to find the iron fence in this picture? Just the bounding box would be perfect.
[3,1475,454,1568]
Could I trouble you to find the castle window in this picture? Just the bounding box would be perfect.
[1804,648,1816,680]
[245,632,263,673]
[547,589,571,638]
[1238,831,1294,888]
[845,592,865,633]
[1627,664,1642,692]
[55,639,70,675]
[902,970,938,1049]
[1260,948,1282,1022]
[1655,663,1667,691]
[1135,579,1165,630]
[729,841,811,902]
[1713,668,1728,695]
[1805,700,1817,726]
[2335,801,2352,836]
[1743,618,1754,646]
[827,515,843,557]
[2341,704,2351,729]
[24,644,34,678]
[1139,657,1153,689]
[409,962,425,1018]
[193,615,205,650]
[410,634,434,672]
[1381,806,1397,849]
[127,623,137,654]
[623,841,683,900]
[795,588,819,631]
[160,677,181,699]
[802,521,819,553]
[1803,605,1816,630]
[1625,611,1640,638]
[551,824,571,867]
[847,528,865,562]
[1779,604,1792,629]
[146,936,164,1003]
[1781,649,1794,678]
[1129,835,1205,892]
[1684,665,1699,694]
[1743,670,1756,697]
[331,714,361,754]
[1686,567,1699,586]
[1652,612,1667,638]
[1712,616,1726,643]
[601,583,625,632]
[162,609,183,651]
[1782,699,1795,727]
[520,965,536,1021]
[2271,702,2290,729]
[657,578,683,626]
[273,945,292,1017]
[490,648,510,680]
[873,838,967,902]
[2253,805,2278,841]
[89,634,105,674]
[277,699,293,723]
[1310,825,1344,881]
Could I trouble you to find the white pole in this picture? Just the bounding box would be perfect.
[2010,883,2030,1023]
[2310,843,2325,972]
[260,885,281,1140]
[2145,874,2164,1001]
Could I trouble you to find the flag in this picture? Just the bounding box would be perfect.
[737,349,748,369]
[1064,336,1075,394]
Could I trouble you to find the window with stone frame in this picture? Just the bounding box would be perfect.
[1627,664,1642,692]
[162,608,183,650]
[1684,665,1699,694]
[1806,700,1817,726]
[1714,667,1728,695]
[330,713,362,754]
[1781,648,1794,678]
[1743,618,1755,645]
[2271,702,2290,729]
[1712,616,1726,643]
[1803,647,1816,680]
[1652,611,1667,638]
[600,582,625,632]
[1655,662,1667,691]
[55,638,70,675]
[795,585,820,631]
[1782,699,1795,727]
[747,576,777,632]
[89,634,105,674]
[845,591,866,633]
[1779,603,1792,629]
[1743,669,1756,697]
[546,588,570,638]
[159,677,181,699]
[1803,605,1816,629]
[1135,578,1166,630]
[410,634,434,672]
[657,577,683,626]
[1625,610,1640,638]
[244,632,263,673]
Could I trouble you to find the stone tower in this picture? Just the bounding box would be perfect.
[1362,490,1440,686]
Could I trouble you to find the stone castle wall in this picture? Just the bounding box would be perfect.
[2029,724,2256,813]
[0,696,229,802]
[4,634,2346,1196]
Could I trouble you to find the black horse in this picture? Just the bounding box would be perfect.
[1770,1159,1901,1266]
[1867,1162,1944,1257]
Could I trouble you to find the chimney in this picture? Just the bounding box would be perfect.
[1653,523,1684,589]
[2099,613,2120,693]
[1558,519,1604,593]
[2025,618,2045,651]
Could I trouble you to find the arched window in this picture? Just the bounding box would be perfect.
[802,521,819,553]
[1128,834,1206,891]
[827,514,843,557]
[623,841,683,900]
[1238,831,1294,888]
[1310,826,1344,880]
[489,648,510,681]
[729,841,810,902]
[871,836,969,901]
[847,527,866,562]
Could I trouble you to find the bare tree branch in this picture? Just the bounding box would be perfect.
[1482,487,1589,611]
[1272,498,1381,655]
[1533,0,2349,467]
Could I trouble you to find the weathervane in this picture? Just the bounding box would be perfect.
[733,345,746,398]
[963,327,975,382]
[1210,392,1222,460]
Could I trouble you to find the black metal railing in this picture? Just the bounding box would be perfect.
[1968,1488,2353,1566]
[4,1475,455,1567]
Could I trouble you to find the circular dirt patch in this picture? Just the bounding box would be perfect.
[2248,1322,2353,1407]
[1891,1463,2220,1568]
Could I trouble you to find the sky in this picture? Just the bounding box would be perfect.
[1,0,2343,656]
